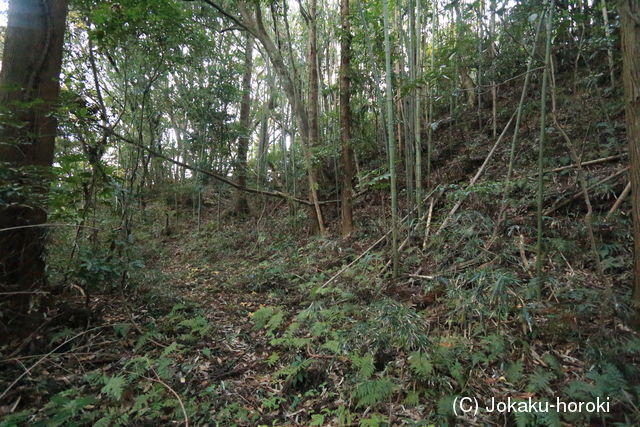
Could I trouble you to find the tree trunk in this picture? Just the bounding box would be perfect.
[307,0,327,235]
[383,0,399,277]
[619,0,640,324]
[0,0,68,318]
[237,1,325,234]
[234,33,254,215]
[340,0,355,237]
[535,0,554,287]
[412,0,423,218]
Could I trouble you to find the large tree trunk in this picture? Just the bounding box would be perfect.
[234,33,254,215]
[620,0,640,323]
[0,0,69,318]
[340,0,355,237]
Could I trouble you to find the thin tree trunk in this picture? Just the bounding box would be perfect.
[307,0,327,235]
[413,0,423,218]
[601,0,616,90]
[497,8,544,228]
[490,0,498,138]
[237,1,325,233]
[535,0,555,286]
[426,1,438,191]
[383,0,399,277]
[340,0,355,237]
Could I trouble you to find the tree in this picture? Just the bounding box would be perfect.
[235,33,254,215]
[233,1,326,233]
[0,0,69,316]
[307,0,327,235]
[619,0,640,322]
[340,0,355,237]
[535,0,554,286]
[412,0,423,218]
[383,0,399,277]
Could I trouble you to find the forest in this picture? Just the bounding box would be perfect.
[1,0,640,425]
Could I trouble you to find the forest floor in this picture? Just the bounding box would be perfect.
[4,192,640,426]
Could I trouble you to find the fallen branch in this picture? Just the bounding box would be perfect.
[544,168,628,215]
[435,110,517,236]
[526,153,626,177]
[606,181,631,219]
[318,188,438,290]
[101,125,316,206]
[0,223,100,233]
[0,326,109,401]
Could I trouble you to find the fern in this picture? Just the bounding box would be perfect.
[321,340,342,354]
[449,361,466,386]
[359,413,390,427]
[273,357,312,386]
[587,363,628,397]
[408,351,433,379]
[101,375,127,401]
[270,336,310,349]
[265,352,280,367]
[351,354,375,379]
[178,316,210,337]
[251,306,276,329]
[505,360,524,383]
[404,390,420,407]
[535,404,561,427]
[266,310,285,333]
[436,395,455,417]
[353,378,395,408]
[527,368,555,393]
[514,410,535,427]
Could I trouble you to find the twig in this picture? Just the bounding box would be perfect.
[99,125,315,207]
[408,274,435,280]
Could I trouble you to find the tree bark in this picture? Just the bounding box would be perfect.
[340,0,355,237]
[234,33,254,215]
[619,0,640,323]
[0,0,69,318]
